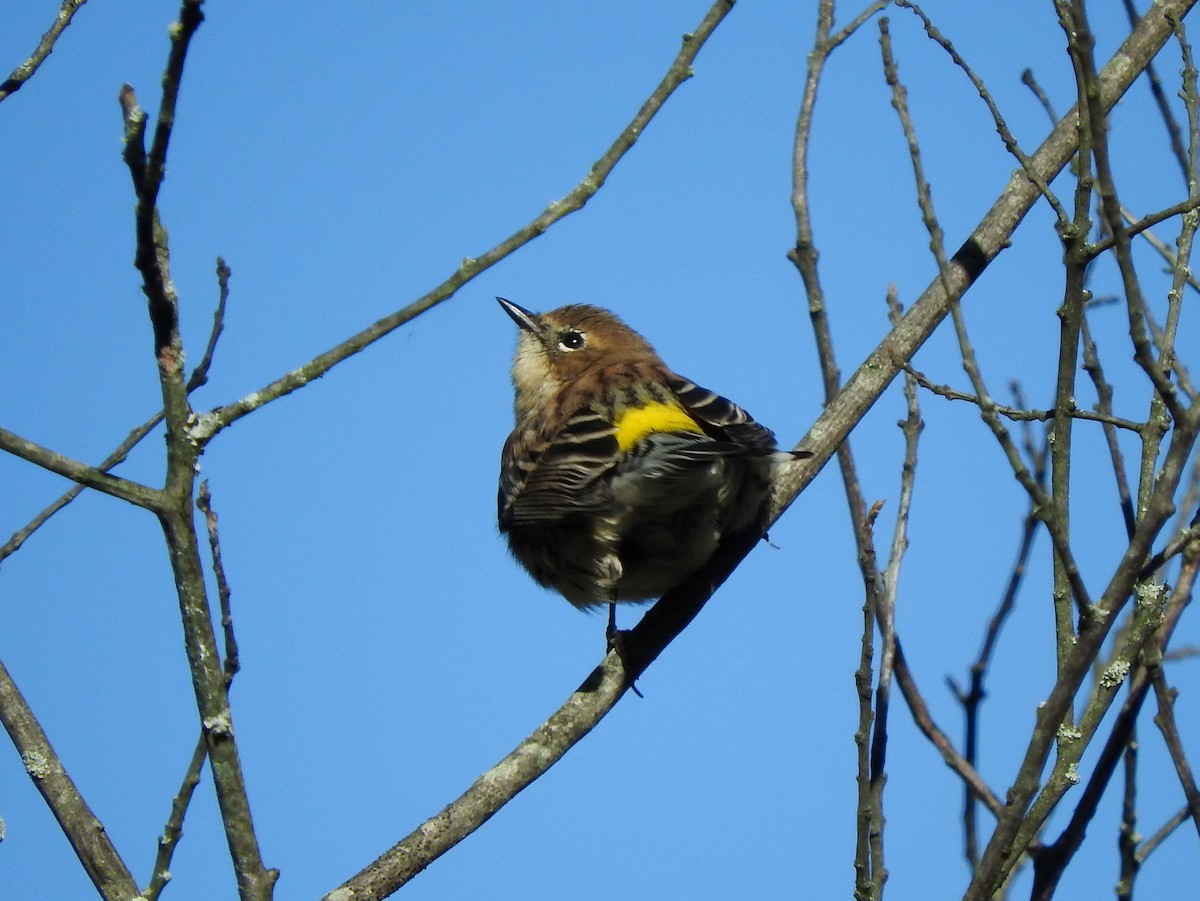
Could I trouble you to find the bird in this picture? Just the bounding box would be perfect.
[496,297,796,636]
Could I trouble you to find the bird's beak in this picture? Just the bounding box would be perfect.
[496,297,540,335]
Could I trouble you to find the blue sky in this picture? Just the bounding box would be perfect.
[1,2,1197,899]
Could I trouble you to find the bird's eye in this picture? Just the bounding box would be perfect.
[558,330,586,351]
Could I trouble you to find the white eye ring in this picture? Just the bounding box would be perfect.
[558,330,586,351]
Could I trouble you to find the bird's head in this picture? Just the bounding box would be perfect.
[497,298,658,419]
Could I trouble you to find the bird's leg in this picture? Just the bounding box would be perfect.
[605,601,643,698]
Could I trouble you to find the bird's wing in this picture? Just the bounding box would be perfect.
[498,410,621,530]
[667,375,779,454]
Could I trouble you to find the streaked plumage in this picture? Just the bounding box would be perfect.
[497,298,785,610]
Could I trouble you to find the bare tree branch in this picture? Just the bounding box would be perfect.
[146,481,242,900]
[0,413,164,564]
[0,656,139,900]
[0,426,160,511]
[948,386,1048,869]
[1122,0,1191,181]
[904,364,1146,432]
[1137,805,1194,862]
[187,257,232,393]
[895,641,1005,818]
[1029,570,1190,899]
[893,0,1069,224]
[1116,734,1139,901]
[0,0,88,102]
[1151,670,1200,838]
[852,499,886,901]
[119,3,275,897]
[1080,313,1139,538]
[1070,3,1187,423]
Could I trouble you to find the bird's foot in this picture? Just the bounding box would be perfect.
[605,603,643,698]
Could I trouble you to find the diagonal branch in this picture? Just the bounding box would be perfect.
[0,656,140,901]
[1029,553,1193,899]
[0,413,164,564]
[0,426,161,511]
[1122,0,1191,181]
[1151,668,1200,839]
[895,639,1005,818]
[0,0,89,102]
[893,0,1069,224]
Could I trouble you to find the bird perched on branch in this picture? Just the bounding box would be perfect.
[496,298,797,636]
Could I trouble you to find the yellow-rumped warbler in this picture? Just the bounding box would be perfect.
[497,298,792,621]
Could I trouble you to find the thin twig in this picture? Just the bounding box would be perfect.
[904,365,1145,432]
[1150,672,1200,837]
[199,482,240,680]
[146,481,242,900]
[1080,313,1138,538]
[893,0,1068,223]
[1121,205,1200,301]
[1150,539,1198,846]
[1122,0,1190,182]
[0,414,164,563]
[1136,522,1200,581]
[1164,644,1200,661]
[1021,68,1059,124]
[1087,196,1200,257]
[894,641,1004,817]
[949,386,1048,870]
[1136,805,1192,861]
[1115,734,1140,900]
[187,258,231,393]
[145,737,206,901]
[853,499,885,901]
[0,0,89,102]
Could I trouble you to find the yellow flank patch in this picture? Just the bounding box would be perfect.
[613,401,703,452]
